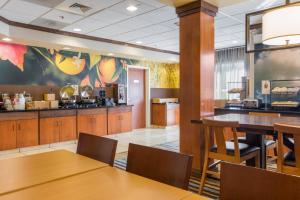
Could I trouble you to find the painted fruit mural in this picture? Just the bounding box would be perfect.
[0,42,129,87]
[0,42,179,89]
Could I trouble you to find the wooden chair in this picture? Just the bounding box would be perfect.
[126,143,193,190]
[274,123,300,176]
[77,133,118,166]
[220,162,300,200]
[199,119,260,194]
[249,112,279,159]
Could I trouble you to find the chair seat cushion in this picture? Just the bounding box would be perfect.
[233,137,276,147]
[284,151,296,167]
[210,142,260,157]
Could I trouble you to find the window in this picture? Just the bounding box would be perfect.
[214,47,247,100]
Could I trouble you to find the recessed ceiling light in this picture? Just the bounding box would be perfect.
[126,5,138,12]
[232,40,238,44]
[73,28,82,32]
[108,53,114,56]
[2,37,12,42]
[136,41,143,44]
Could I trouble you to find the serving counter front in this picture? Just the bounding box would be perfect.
[151,103,179,127]
[0,106,132,151]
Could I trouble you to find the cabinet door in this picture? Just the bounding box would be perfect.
[77,115,93,136]
[59,116,77,142]
[0,121,17,150]
[108,113,122,135]
[40,118,60,145]
[17,119,38,148]
[121,112,132,133]
[93,113,108,136]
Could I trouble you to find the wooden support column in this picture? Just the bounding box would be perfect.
[176,1,217,170]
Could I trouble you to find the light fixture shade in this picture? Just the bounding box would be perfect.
[262,5,300,46]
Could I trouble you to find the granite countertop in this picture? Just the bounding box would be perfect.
[215,107,300,115]
[0,104,133,113]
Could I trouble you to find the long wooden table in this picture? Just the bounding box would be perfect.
[192,113,300,168]
[0,150,108,195]
[0,150,208,200]
[0,167,207,200]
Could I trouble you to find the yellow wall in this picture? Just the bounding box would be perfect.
[138,61,179,88]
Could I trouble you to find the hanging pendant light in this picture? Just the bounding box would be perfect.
[262,0,300,46]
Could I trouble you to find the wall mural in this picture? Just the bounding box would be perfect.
[0,42,179,88]
[254,47,300,99]
[0,42,131,87]
[149,62,179,88]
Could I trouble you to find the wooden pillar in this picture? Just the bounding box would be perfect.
[176,1,217,170]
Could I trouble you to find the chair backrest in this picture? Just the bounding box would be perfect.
[202,119,240,157]
[77,133,118,166]
[249,112,281,118]
[126,143,193,190]
[274,123,300,175]
[220,162,300,200]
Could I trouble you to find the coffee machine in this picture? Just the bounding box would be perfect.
[113,84,127,105]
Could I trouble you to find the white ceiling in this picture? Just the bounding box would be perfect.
[0,0,291,52]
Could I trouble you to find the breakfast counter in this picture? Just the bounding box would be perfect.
[151,103,179,127]
[0,105,133,151]
[215,107,300,116]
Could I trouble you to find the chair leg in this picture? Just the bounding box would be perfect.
[255,153,260,168]
[199,157,209,194]
[274,144,278,157]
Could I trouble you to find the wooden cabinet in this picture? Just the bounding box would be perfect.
[77,108,107,136]
[16,119,39,148]
[0,107,133,150]
[39,110,77,145]
[0,121,17,151]
[108,106,132,135]
[40,118,60,145]
[60,116,77,142]
[151,103,179,127]
[0,112,38,150]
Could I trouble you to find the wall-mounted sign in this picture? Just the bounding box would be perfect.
[262,80,270,95]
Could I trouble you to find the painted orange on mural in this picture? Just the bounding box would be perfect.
[97,58,119,83]
[55,53,86,75]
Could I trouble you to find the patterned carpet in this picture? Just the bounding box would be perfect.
[113,141,220,199]
[114,140,278,199]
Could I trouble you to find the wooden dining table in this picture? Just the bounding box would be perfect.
[191,113,300,168]
[0,150,208,200]
[0,150,108,195]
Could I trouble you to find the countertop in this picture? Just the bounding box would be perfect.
[215,107,300,116]
[0,104,133,113]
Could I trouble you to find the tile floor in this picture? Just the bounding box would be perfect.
[0,126,179,160]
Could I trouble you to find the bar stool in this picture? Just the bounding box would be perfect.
[199,119,260,195]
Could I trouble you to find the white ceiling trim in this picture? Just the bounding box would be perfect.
[0,22,179,63]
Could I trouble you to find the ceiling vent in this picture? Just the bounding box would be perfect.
[69,3,92,14]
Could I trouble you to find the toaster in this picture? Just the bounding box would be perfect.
[243,99,262,109]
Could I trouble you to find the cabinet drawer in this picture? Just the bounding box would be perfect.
[108,106,132,114]
[0,112,38,122]
[77,108,107,116]
[40,110,76,118]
